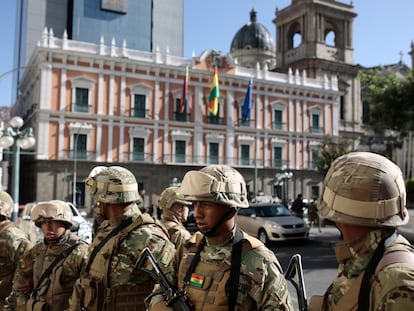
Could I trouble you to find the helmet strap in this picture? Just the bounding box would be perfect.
[201,207,236,237]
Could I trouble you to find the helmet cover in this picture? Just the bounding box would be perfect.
[179,165,248,209]
[318,152,408,227]
[0,191,13,219]
[31,200,73,228]
[158,186,192,210]
[85,166,141,204]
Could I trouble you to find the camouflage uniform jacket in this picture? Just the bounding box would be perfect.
[147,227,293,311]
[161,213,192,249]
[68,204,175,311]
[0,221,32,306]
[322,229,414,311]
[13,230,88,311]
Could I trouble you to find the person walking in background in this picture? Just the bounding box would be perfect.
[146,165,293,311]
[0,191,33,311]
[307,197,321,232]
[68,166,175,311]
[309,152,414,310]
[291,193,305,218]
[13,200,89,311]
[158,186,193,248]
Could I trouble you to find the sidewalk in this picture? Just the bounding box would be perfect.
[307,209,414,246]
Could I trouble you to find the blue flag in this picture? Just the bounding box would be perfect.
[242,78,252,120]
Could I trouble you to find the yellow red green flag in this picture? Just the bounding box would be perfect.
[208,66,219,116]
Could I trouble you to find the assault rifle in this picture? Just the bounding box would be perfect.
[136,247,191,311]
[285,254,308,311]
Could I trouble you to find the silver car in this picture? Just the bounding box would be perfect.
[236,203,308,243]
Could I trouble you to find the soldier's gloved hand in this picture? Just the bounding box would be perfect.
[149,301,174,311]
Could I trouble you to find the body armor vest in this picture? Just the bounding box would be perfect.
[177,234,263,311]
[76,213,168,311]
[31,234,85,311]
[0,222,15,299]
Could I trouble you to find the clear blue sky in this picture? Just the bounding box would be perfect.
[1,0,414,107]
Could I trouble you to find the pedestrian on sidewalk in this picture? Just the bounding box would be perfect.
[307,197,321,232]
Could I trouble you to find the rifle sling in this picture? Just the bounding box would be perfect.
[84,218,133,273]
[357,231,397,311]
[31,241,81,298]
[228,227,243,311]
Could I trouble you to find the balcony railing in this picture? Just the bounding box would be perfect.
[73,104,91,113]
[238,119,253,127]
[272,122,286,131]
[132,108,149,118]
[309,126,324,134]
[63,149,96,161]
[174,112,191,122]
[206,115,225,125]
[125,152,154,163]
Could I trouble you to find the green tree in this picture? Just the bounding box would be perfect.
[314,135,350,175]
[359,68,414,138]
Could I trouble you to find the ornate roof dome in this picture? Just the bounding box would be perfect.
[230,9,276,69]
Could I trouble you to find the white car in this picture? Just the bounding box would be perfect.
[18,202,92,244]
[236,203,308,244]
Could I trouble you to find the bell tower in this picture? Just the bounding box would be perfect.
[274,0,363,143]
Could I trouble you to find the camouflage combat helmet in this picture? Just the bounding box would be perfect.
[85,166,141,204]
[318,152,408,227]
[0,191,14,219]
[179,165,248,209]
[31,200,73,228]
[158,186,192,210]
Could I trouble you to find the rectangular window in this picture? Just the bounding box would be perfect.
[311,149,318,169]
[311,114,321,133]
[74,134,87,160]
[175,140,186,163]
[133,138,145,161]
[75,88,89,112]
[208,104,222,124]
[311,186,319,198]
[241,144,250,165]
[273,146,282,168]
[175,98,187,121]
[274,110,283,130]
[133,94,146,118]
[209,142,219,164]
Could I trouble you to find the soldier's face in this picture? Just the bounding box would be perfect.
[40,220,66,241]
[194,201,234,235]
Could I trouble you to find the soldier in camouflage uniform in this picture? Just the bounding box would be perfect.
[0,191,32,311]
[12,200,89,311]
[309,152,414,311]
[158,186,192,248]
[68,166,175,311]
[146,165,293,311]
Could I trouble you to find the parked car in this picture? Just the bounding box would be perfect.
[18,202,92,244]
[235,203,308,244]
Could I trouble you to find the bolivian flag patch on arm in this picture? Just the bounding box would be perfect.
[17,257,27,269]
[190,273,204,288]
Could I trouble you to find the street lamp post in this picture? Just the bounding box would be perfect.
[0,116,35,223]
[275,171,293,205]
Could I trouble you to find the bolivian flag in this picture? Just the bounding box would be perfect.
[208,66,219,116]
[179,67,188,113]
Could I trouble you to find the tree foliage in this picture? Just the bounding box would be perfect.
[359,68,414,138]
[314,135,351,175]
